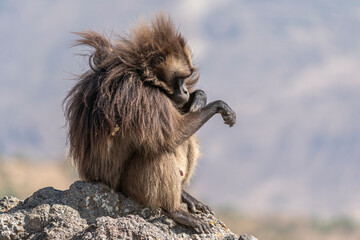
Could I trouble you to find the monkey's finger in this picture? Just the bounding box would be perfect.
[203,205,215,215]
[205,205,215,215]
[188,202,197,213]
[228,122,236,127]
[195,222,206,234]
[208,208,215,215]
[199,206,208,214]
[202,222,213,234]
[225,122,235,127]
[197,224,206,234]
[197,204,209,214]
[200,205,214,215]
[224,118,235,126]
[222,115,231,121]
[222,111,234,119]
[223,113,236,127]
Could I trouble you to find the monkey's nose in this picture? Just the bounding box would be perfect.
[180,86,188,95]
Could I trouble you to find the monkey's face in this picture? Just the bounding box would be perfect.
[169,75,190,106]
[155,47,196,107]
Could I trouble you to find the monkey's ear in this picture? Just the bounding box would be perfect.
[72,31,113,70]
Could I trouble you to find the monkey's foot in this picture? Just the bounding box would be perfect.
[182,191,215,215]
[168,209,213,234]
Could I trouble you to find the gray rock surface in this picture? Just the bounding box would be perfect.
[0,181,257,240]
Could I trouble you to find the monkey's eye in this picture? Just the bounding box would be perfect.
[183,71,193,79]
[173,77,186,85]
[154,56,165,65]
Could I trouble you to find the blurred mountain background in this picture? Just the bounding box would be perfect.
[1,1,360,239]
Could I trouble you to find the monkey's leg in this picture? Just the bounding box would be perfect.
[121,153,213,234]
[159,156,213,234]
[181,190,215,215]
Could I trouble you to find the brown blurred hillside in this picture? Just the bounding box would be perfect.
[218,211,360,240]
[0,157,78,199]
[0,158,359,240]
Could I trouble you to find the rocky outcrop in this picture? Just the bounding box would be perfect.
[0,181,257,240]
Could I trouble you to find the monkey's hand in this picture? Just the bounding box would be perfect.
[182,190,215,215]
[182,90,207,113]
[189,90,207,112]
[217,100,236,127]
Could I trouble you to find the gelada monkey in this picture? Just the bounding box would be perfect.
[64,13,236,233]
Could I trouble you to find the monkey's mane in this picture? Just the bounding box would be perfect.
[64,14,197,166]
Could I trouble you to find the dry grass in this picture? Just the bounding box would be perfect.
[217,210,360,240]
[0,157,78,200]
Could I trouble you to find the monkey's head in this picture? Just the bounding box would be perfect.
[129,14,199,107]
[156,53,195,107]
[77,13,199,108]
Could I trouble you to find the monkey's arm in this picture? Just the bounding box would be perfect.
[182,190,214,215]
[128,84,235,155]
[176,100,236,145]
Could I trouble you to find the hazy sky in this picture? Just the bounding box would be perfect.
[1,0,360,218]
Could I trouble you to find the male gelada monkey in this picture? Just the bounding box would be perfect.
[64,13,236,233]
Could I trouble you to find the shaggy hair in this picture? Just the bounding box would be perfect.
[64,14,200,199]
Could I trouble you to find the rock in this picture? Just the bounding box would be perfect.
[239,234,258,240]
[0,181,257,239]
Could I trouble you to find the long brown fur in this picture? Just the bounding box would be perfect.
[64,14,200,211]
